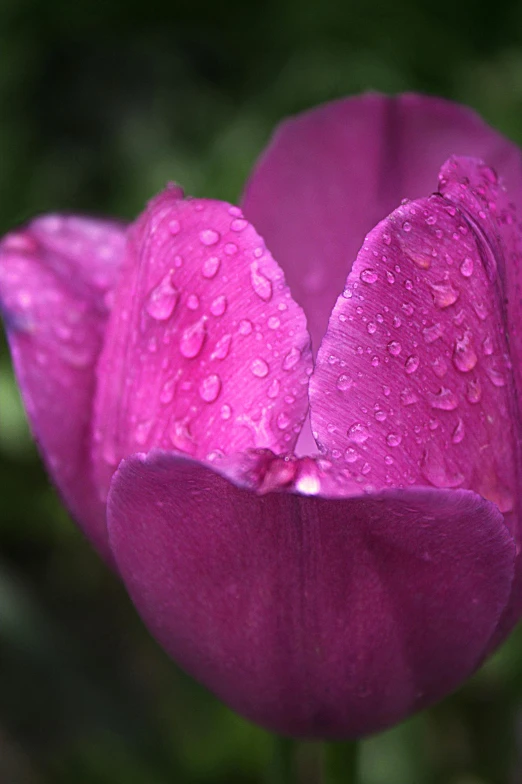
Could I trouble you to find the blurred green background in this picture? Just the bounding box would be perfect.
[2,1,522,782]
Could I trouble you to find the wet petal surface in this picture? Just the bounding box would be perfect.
[0,215,127,559]
[93,186,312,500]
[243,94,522,352]
[310,159,519,530]
[108,449,514,738]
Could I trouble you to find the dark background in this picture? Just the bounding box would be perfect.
[2,1,522,781]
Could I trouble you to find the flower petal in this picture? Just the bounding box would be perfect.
[93,186,312,501]
[0,215,127,559]
[107,449,514,738]
[310,158,519,525]
[242,93,522,351]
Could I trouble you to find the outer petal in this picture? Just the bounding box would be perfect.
[107,450,514,739]
[93,185,312,501]
[310,156,522,649]
[0,215,127,559]
[242,93,522,351]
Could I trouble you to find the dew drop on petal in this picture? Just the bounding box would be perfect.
[220,403,232,420]
[211,333,232,360]
[199,373,221,402]
[267,378,280,399]
[344,447,359,463]
[430,280,459,309]
[283,347,301,370]
[276,412,290,430]
[210,295,227,317]
[250,265,273,301]
[386,433,402,447]
[169,219,181,235]
[460,257,474,277]
[180,318,206,358]
[238,319,253,336]
[348,423,369,444]
[452,418,465,444]
[202,256,221,278]
[405,355,419,374]
[453,333,478,373]
[466,379,482,403]
[387,340,402,357]
[199,229,220,246]
[360,268,378,284]
[251,358,269,378]
[186,293,199,311]
[429,387,458,411]
[336,374,353,392]
[146,271,179,320]
[487,366,506,387]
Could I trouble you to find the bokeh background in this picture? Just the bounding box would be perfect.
[2,1,522,782]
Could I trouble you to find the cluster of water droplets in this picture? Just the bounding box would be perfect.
[112,200,312,466]
[310,185,516,509]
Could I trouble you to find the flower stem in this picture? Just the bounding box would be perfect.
[323,740,359,784]
[266,736,296,784]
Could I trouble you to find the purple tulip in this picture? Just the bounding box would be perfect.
[1,93,522,739]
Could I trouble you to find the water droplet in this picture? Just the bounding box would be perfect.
[135,420,153,445]
[386,271,395,284]
[199,373,221,402]
[405,355,419,374]
[421,444,464,488]
[453,333,478,372]
[466,379,482,403]
[169,219,181,235]
[430,280,459,308]
[400,389,418,406]
[276,412,290,430]
[251,358,269,378]
[375,409,387,422]
[238,319,253,335]
[486,366,506,387]
[180,318,206,358]
[360,268,378,284]
[473,301,489,321]
[402,221,412,232]
[169,419,195,454]
[283,347,301,370]
[429,387,458,411]
[367,322,377,334]
[250,265,273,301]
[202,256,221,278]
[186,293,199,310]
[160,378,176,404]
[387,340,402,357]
[452,418,465,444]
[267,378,280,398]
[221,403,232,420]
[224,242,238,255]
[210,295,227,317]
[211,333,232,360]
[267,316,281,330]
[422,323,444,343]
[344,447,359,463]
[199,229,220,246]
[146,271,179,320]
[230,218,248,232]
[386,433,402,447]
[482,336,494,356]
[336,374,353,392]
[383,231,392,246]
[405,279,414,291]
[460,257,474,277]
[348,423,369,444]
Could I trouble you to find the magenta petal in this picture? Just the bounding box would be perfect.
[242,93,522,351]
[310,161,519,528]
[93,186,312,501]
[107,450,514,738]
[0,215,127,559]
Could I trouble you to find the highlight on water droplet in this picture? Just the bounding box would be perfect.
[202,256,221,278]
[210,295,227,317]
[250,264,273,301]
[211,333,232,360]
[460,257,474,277]
[360,268,378,284]
[405,355,419,374]
[336,374,353,392]
[387,340,402,357]
[283,347,301,371]
[430,280,459,309]
[429,386,458,411]
[453,332,478,373]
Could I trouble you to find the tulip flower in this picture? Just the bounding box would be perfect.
[1,93,521,740]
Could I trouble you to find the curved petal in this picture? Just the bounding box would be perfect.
[0,215,127,560]
[242,93,522,351]
[107,450,514,739]
[93,185,312,502]
[310,158,519,524]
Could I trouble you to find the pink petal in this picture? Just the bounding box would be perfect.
[0,215,127,559]
[310,159,519,520]
[93,185,312,502]
[107,449,514,738]
[242,93,522,352]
